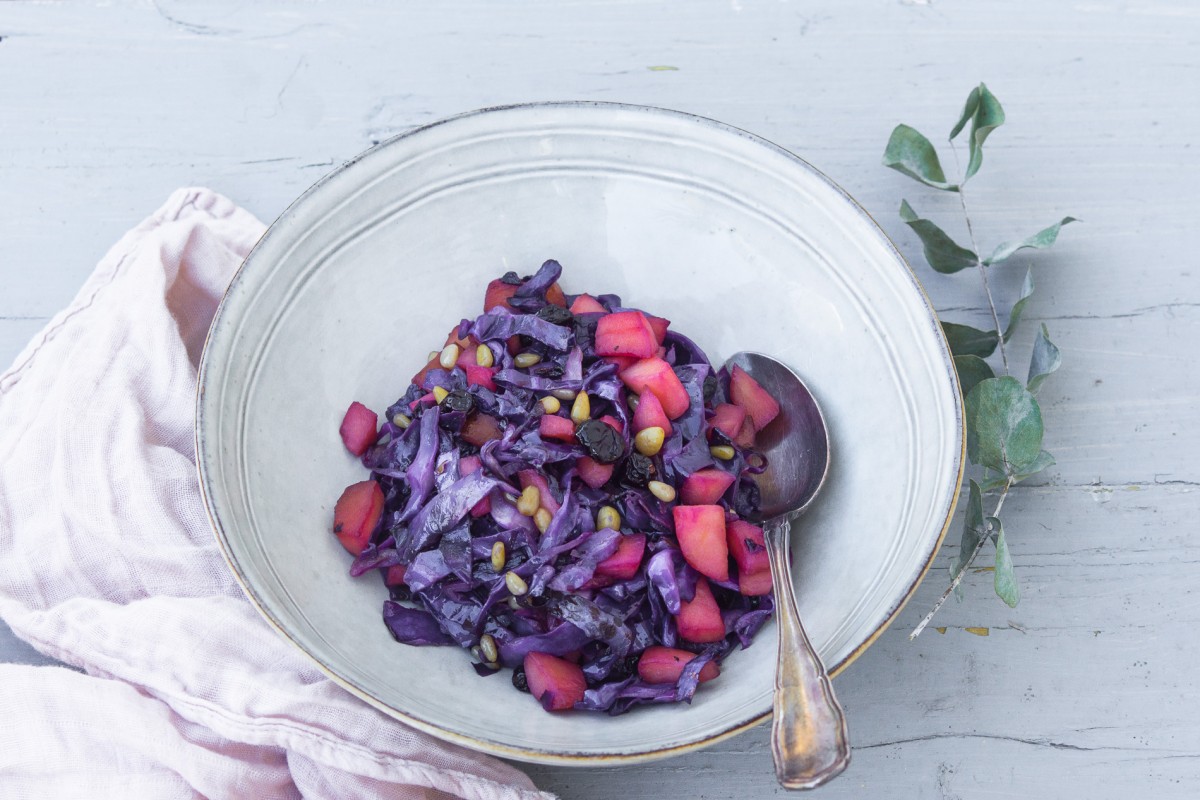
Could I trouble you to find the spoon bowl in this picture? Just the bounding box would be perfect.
[725,352,831,521]
[724,351,850,790]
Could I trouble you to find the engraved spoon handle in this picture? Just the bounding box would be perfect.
[765,516,851,790]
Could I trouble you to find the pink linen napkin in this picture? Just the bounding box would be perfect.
[0,188,555,800]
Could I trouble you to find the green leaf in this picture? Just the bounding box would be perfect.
[883,125,959,191]
[992,518,1019,607]
[1003,268,1034,343]
[1015,448,1056,476]
[942,321,999,358]
[953,355,995,399]
[1028,323,1062,393]
[899,200,978,274]
[952,480,986,580]
[949,86,980,140]
[985,217,1079,265]
[949,83,1005,182]
[979,449,1056,491]
[965,376,1044,473]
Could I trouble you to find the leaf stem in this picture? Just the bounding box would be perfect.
[950,142,1009,375]
[909,477,1013,640]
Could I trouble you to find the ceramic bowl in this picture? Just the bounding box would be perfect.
[196,102,963,765]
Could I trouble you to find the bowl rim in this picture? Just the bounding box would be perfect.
[195,100,965,766]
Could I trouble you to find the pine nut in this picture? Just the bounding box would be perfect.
[505,571,529,596]
[517,485,540,516]
[710,445,736,460]
[634,426,665,456]
[571,392,591,425]
[597,505,621,531]
[514,352,542,368]
[647,480,676,503]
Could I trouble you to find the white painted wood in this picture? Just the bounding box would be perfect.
[1,0,1196,795]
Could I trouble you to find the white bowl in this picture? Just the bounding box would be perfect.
[196,102,963,765]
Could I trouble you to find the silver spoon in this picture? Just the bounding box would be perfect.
[724,351,850,790]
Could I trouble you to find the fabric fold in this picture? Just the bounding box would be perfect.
[0,188,553,800]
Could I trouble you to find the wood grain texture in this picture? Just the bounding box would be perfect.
[1,0,1196,796]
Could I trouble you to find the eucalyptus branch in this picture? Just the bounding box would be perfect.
[910,478,1012,639]
[883,82,1074,630]
[950,142,1009,374]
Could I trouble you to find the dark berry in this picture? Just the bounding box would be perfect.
[575,419,625,464]
[703,374,719,404]
[572,315,598,352]
[440,390,476,416]
[512,667,530,692]
[536,305,574,326]
[500,271,523,286]
[613,652,641,679]
[534,363,564,379]
[622,452,655,486]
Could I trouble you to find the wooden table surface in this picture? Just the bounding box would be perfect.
[2,1,1196,797]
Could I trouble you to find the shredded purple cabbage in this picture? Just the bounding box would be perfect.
[336,262,775,714]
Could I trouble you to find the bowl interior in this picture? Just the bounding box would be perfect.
[197,102,962,764]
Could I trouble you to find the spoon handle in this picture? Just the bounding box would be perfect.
[764,516,851,790]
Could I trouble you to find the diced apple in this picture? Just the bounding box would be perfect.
[729,364,781,432]
[545,283,568,307]
[595,533,647,581]
[484,279,519,312]
[339,401,378,456]
[539,414,577,443]
[645,314,670,345]
[577,456,615,489]
[675,578,726,643]
[463,365,497,391]
[332,480,384,556]
[735,416,756,449]
[708,403,746,441]
[454,344,478,367]
[524,651,586,712]
[408,392,435,411]
[739,567,773,596]
[599,414,624,433]
[619,357,690,419]
[672,505,729,582]
[727,519,769,576]
[384,564,408,587]
[569,293,608,314]
[595,311,658,358]
[632,388,672,435]
[461,413,503,447]
[680,468,736,505]
[444,328,474,349]
[638,646,720,684]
